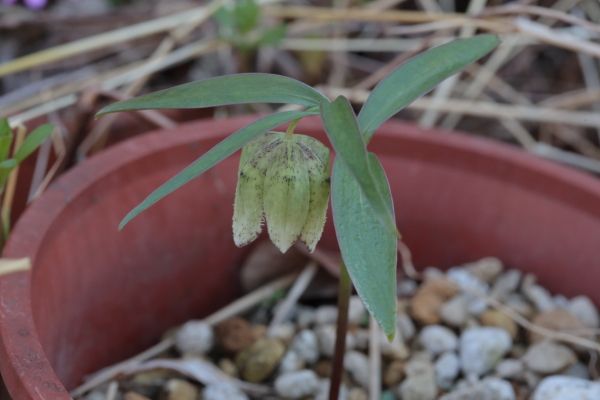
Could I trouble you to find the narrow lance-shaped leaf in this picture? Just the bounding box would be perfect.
[119,109,318,229]
[13,123,54,163]
[358,34,500,140]
[97,73,327,117]
[0,118,12,162]
[321,96,398,237]
[331,153,397,338]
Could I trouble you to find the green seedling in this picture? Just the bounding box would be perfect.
[0,118,54,243]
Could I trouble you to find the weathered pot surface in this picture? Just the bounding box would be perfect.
[0,116,599,399]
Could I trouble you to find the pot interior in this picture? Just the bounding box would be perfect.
[8,118,600,391]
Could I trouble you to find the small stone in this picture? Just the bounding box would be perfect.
[348,296,367,325]
[398,279,418,297]
[314,360,332,378]
[554,295,570,309]
[491,269,522,299]
[383,360,405,387]
[423,267,445,280]
[495,359,524,379]
[523,341,576,374]
[344,351,370,389]
[523,283,555,312]
[397,357,437,400]
[440,378,515,400]
[296,306,316,328]
[218,358,238,377]
[279,350,305,373]
[460,327,512,376]
[397,313,416,341]
[348,387,368,400]
[568,296,599,328]
[440,295,469,327]
[275,370,320,399]
[380,331,410,360]
[410,278,459,325]
[524,370,541,389]
[529,309,589,343]
[447,268,489,315]
[532,376,600,400]
[291,329,319,364]
[268,323,295,343]
[480,310,518,338]
[164,379,198,400]
[203,383,249,400]
[315,305,338,325]
[215,317,255,353]
[236,338,285,382]
[316,325,354,357]
[435,352,460,390]
[353,329,369,351]
[124,392,151,400]
[315,379,348,400]
[466,257,503,283]
[419,325,458,355]
[174,321,214,356]
[564,362,590,380]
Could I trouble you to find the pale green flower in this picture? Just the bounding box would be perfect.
[232,132,330,253]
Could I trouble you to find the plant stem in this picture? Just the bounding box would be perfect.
[285,118,300,136]
[329,262,352,400]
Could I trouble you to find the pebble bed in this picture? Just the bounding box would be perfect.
[79,257,600,400]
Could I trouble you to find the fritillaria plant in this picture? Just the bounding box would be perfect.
[98,34,499,398]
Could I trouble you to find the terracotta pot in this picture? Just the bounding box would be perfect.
[1,116,599,399]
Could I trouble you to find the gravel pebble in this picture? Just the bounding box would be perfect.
[532,376,600,400]
[440,295,469,328]
[275,370,320,399]
[290,329,319,364]
[344,351,370,389]
[348,296,367,325]
[567,296,599,328]
[174,321,214,356]
[495,358,524,379]
[460,327,512,376]
[203,383,248,400]
[419,325,458,355]
[523,341,576,375]
[434,352,460,390]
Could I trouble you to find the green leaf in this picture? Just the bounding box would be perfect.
[0,158,17,191]
[258,24,287,47]
[0,118,13,162]
[358,34,500,140]
[320,96,397,237]
[119,109,317,229]
[97,74,327,117]
[13,123,54,163]
[331,153,397,338]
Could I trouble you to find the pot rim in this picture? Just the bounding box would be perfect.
[1,115,599,399]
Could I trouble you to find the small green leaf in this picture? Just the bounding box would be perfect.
[358,34,500,140]
[258,25,287,46]
[331,154,397,338]
[97,74,327,117]
[321,96,397,237]
[13,123,54,163]
[0,118,13,162]
[0,158,17,191]
[119,110,317,229]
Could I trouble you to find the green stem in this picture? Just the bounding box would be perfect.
[329,262,352,400]
[285,118,300,136]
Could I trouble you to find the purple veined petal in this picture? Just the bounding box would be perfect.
[24,0,47,9]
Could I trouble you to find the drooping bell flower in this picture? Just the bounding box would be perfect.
[233,131,330,253]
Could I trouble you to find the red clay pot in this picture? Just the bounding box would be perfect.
[1,116,599,399]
